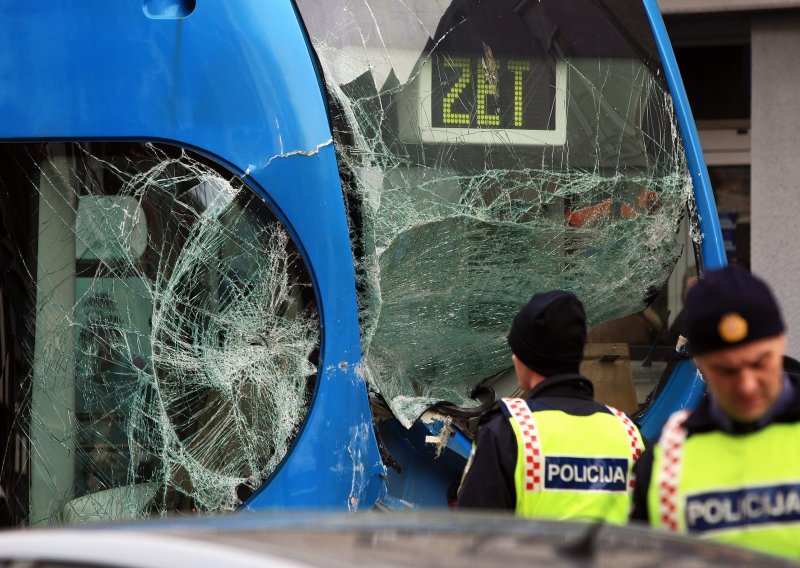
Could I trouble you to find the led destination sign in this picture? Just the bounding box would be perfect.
[431,55,555,131]
[399,52,567,146]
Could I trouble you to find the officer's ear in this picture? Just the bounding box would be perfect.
[512,354,531,391]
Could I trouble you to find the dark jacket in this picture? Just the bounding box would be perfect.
[457,372,619,509]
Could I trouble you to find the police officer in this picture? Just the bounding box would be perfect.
[458,290,643,522]
[631,265,800,559]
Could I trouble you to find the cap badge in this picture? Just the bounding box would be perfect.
[718,312,748,343]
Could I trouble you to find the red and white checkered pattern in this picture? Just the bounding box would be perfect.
[606,406,645,490]
[656,409,691,532]
[501,398,543,492]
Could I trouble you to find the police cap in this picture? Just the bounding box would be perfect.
[508,290,586,376]
[684,265,785,356]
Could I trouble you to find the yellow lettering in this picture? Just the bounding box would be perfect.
[507,60,531,127]
[477,58,500,126]
[442,57,471,126]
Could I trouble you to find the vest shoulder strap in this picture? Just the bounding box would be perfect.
[656,408,692,531]
[500,397,543,492]
[605,405,645,490]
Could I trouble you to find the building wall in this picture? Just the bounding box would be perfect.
[751,14,800,354]
[659,0,800,14]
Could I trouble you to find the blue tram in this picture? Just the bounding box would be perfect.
[0,0,725,524]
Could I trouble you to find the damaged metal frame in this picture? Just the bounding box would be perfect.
[0,1,384,511]
[634,0,726,442]
[0,0,728,517]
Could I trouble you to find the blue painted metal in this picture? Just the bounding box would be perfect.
[442,427,472,460]
[642,0,727,272]
[637,358,706,442]
[0,1,384,509]
[377,418,468,508]
[636,0,729,438]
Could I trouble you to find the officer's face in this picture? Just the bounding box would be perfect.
[694,334,786,423]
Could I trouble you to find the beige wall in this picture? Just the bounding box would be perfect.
[750,14,800,355]
[659,0,800,14]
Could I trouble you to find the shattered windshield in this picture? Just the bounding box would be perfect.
[296,0,693,425]
[1,142,319,525]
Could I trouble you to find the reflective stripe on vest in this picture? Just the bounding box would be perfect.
[501,397,641,523]
[502,397,544,492]
[649,411,800,559]
[656,408,691,532]
[606,405,645,489]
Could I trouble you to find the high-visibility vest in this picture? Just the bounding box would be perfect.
[501,397,643,523]
[649,410,800,559]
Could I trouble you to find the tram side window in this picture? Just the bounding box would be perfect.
[0,142,320,526]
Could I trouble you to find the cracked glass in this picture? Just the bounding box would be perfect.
[296,0,695,425]
[0,142,319,525]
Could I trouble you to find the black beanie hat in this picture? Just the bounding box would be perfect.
[685,265,785,356]
[507,290,587,377]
